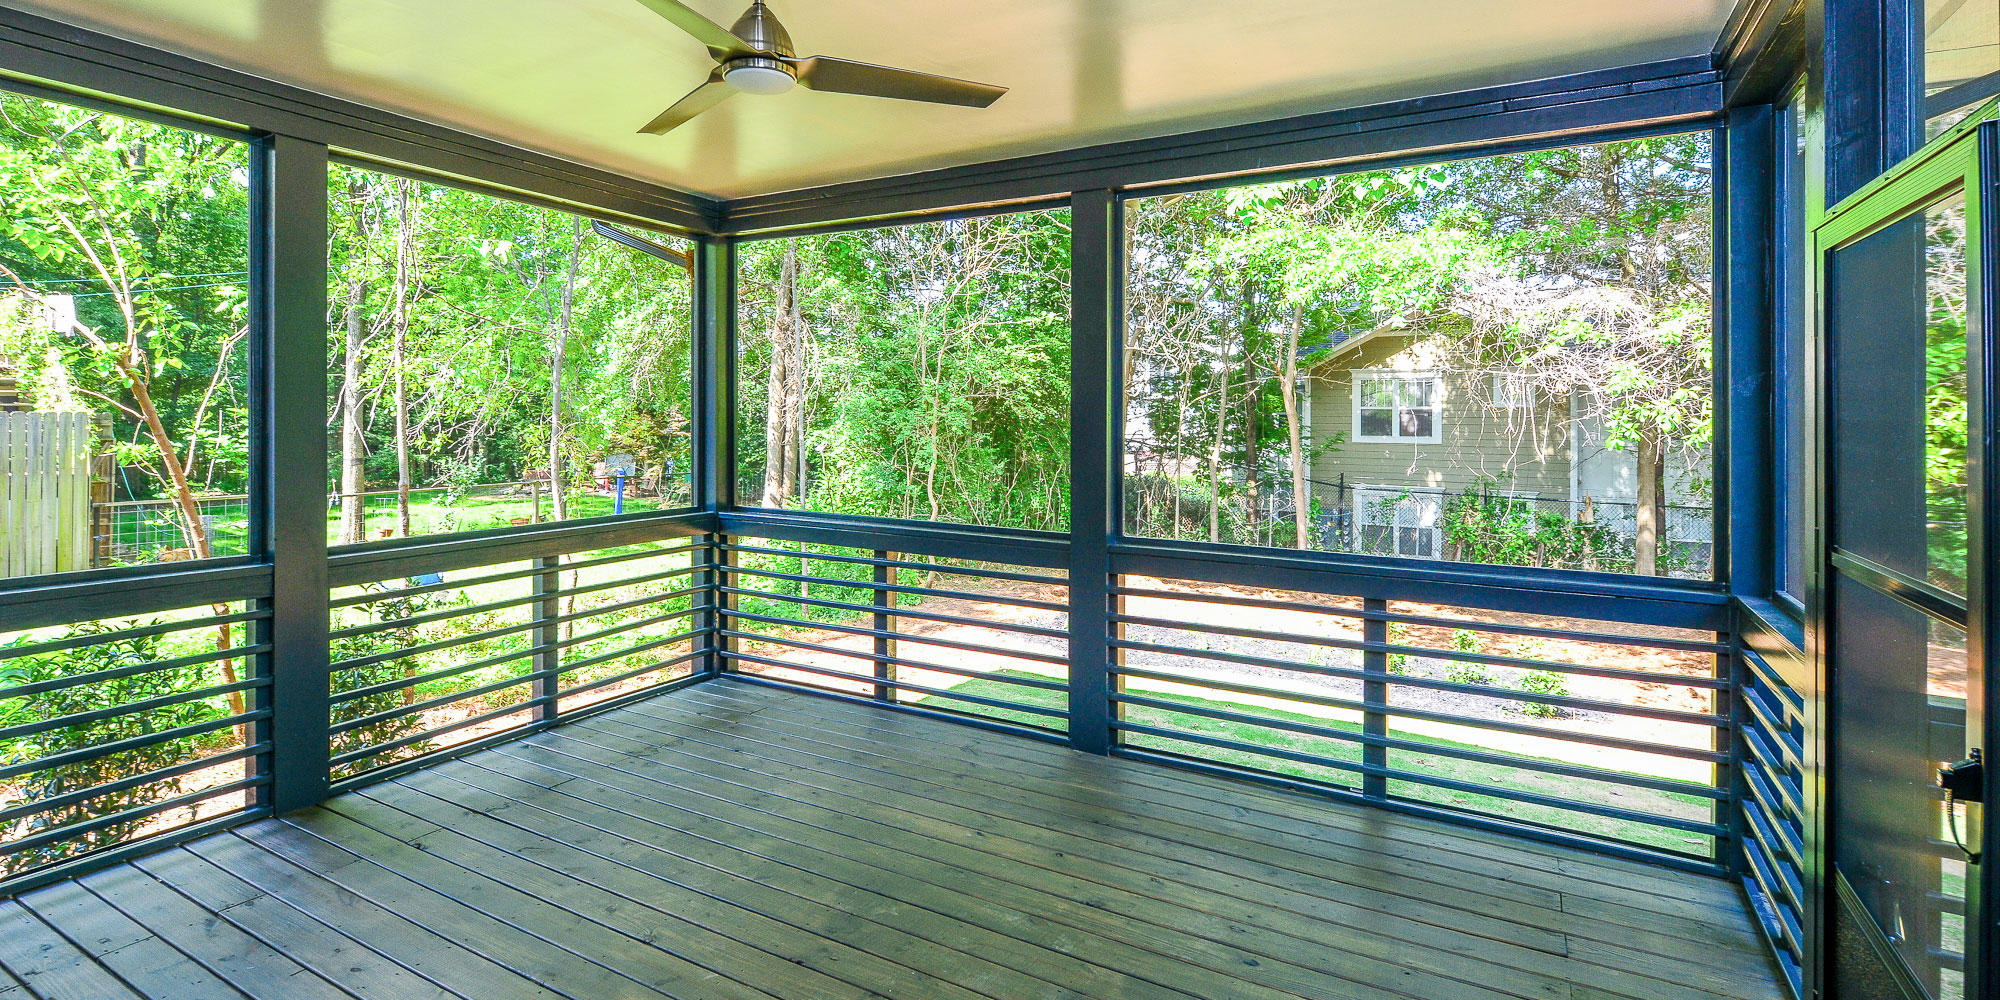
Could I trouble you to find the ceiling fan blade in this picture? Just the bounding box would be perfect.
[631,0,751,59]
[789,55,1006,108]
[639,71,733,135]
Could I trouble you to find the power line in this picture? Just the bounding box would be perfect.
[64,280,244,298]
[6,270,248,288]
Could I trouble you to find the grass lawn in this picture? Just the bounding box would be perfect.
[918,672,1716,857]
[325,491,680,544]
[107,491,687,562]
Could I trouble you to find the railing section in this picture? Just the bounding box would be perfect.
[0,506,1738,891]
[715,525,1073,743]
[1105,575,1730,868]
[0,597,274,889]
[1737,645,1808,997]
[326,527,715,788]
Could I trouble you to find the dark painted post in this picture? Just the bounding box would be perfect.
[1361,597,1389,800]
[254,134,331,814]
[530,554,561,723]
[1069,188,1120,755]
[1720,112,1773,599]
[873,551,897,702]
[1718,109,1770,878]
[692,236,736,678]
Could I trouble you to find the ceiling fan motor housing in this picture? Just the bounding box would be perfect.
[730,1,793,57]
[720,1,797,93]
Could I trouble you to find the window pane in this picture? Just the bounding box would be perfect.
[1402,407,1435,439]
[1399,378,1434,408]
[0,93,249,578]
[1925,198,1969,597]
[1827,194,1967,598]
[1124,132,1715,577]
[734,210,1071,529]
[326,166,693,545]
[1922,0,2000,139]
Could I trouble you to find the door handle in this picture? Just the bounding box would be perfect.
[1940,751,1983,803]
[1940,749,1983,863]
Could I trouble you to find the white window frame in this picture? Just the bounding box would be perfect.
[1353,486,1443,559]
[1491,371,1533,410]
[1350,370,1442,444]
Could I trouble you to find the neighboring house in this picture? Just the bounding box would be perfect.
[1299,325,1711,565]
[0,359,33,412]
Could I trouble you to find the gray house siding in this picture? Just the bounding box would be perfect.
[1305,334,1572,500]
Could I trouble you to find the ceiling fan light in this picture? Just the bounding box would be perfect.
[724,64,796,95]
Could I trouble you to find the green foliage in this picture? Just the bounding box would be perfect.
[737,212,1072,530]
[0,91,252,504]
[1443,630,1489,686]
[1925,202,1970,594]
[1123,131,1714,577]
[326,167,695,504]
[327,583,462,773]
[1438,478,1632,573]
[1512,666,1571,719]
[0,620,233,873]
[1385,622,1411,675]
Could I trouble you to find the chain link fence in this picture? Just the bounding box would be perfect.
[1125,468,1713,579]
[94,474,696,567]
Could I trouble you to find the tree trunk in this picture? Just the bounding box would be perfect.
[125,350,245,719]
[1241,363,1263,544]
[1206,344,1231,544]
[789,315,807,507]
[549,221,585,525]
[1171,378,1190,540]
[1280,308,1309,550]
[338,278,368,545]
[761,243,799,508]
[391,178,414,538]
[1635,425,1663,576]
[783,270,806,508]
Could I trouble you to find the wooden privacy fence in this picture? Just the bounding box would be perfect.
[0,411,95,578]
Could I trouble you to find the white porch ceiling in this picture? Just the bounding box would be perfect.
[9,0,1735,200]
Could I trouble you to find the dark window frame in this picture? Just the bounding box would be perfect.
[1112,125,1726,585]
[1774,76,1813,611]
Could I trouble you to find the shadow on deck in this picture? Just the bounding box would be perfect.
[0,681,1786,1000]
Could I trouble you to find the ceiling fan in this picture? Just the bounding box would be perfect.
[632,0,1009,135]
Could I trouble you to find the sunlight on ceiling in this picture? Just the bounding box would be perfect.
[10,0,1734,200]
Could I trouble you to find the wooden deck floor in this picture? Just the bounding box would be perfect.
[0,680,1787,1000]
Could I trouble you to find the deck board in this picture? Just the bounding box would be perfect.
[577,698,1773,997]
[0,680,1788,1000]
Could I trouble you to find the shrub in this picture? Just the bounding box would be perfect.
[1439,476,1632,572]
[327,581,469,775]
[1445,662,1491,686]
[1385,622,1411,675]
[0,619,232,873]
[1443,628,1490,684]
[1513,668,1571,718]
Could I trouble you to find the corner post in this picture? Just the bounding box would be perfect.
[692,235,737,678]
[873,551,898,702]
[530,554,562,723]
[253,134,330,814]
[1361,598,1389,800]
[1069,189,1120,755]
[1718,108,1771,877]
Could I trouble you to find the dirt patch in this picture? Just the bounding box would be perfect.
[735,573,1723,782]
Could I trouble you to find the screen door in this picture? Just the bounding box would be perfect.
[1819,118,1989,1000]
